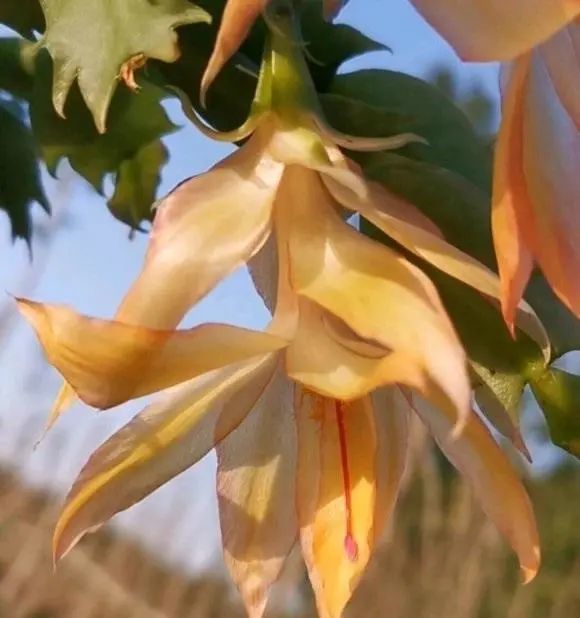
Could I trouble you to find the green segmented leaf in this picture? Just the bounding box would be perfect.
[108,141,169,230]
[30,52,176,194]
[0,101,50,242]
[38,0,211,131]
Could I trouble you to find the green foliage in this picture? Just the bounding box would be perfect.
[108,141,168,229]
[0,0,44,38]
[37,0,210,132]
[30,51,176,198]
[531,369,580,457]
[325,70,492,189]
[0,100,49,241]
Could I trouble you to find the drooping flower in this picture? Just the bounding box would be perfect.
[19,6,547,617]
[408,2,580,326]
[492,21,580,327]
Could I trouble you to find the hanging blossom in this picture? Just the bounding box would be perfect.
[20,6,548,618]
[409,1,580,326]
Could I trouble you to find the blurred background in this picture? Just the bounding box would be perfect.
[0,1,579,616]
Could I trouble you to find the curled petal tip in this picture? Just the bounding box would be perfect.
[521,546,541,585]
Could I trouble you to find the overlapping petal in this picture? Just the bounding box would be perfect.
[116,136,282,330]
[216,369,297,618]
[521,45,580,314]
[409,0,580,61]
[286,299,425,401]
[296,391,377,618]
[322,169,550,356]
[53,355,277,562]
[282,167,471,424]
[18,298,287,410]
[493,35,580,323]
[405,390,540,584]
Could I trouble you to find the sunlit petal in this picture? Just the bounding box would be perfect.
[286,299,426,401]
[18,298,287,409]
[217,369,297,618]
[296,391,377,618]
[522,47,580,315]
[283,167,471,426]
[201,0,269,104]
[405,390,540,584]
[409,0,580,61]
[53,355,278,561]
[322,169,550,358]
[492,58,536,331]
[116,136,282,330]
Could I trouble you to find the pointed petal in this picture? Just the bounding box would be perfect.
[323,0,346,20]
[371,388,409,541]
[201,0,268,104]
[522,47,580,316]
[492,57,536,331]
[116,137,281,329]
[53,355,277,561]
[286,300,426,401]
[283,167,471,425]
[216,369,297,618]
[406,391,540,584]
[296,391,377,618]
[409,0,580,61]
[18,299,287,409]
[322,164,550,358]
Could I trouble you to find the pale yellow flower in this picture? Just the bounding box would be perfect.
[19,9,548,617]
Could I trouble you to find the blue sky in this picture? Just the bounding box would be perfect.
[0,0,566,573]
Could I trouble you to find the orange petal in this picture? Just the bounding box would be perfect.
[201,0,269,104]
[116,136,281,330]
[53,355,278,562]
[521,46,580,316]
[18,298,287,409]
[371,387,409,541]
[323,0,347,20]
[216,369,297,618]
[296,391,377,618]
[409,0,580,61]
[492,57,536,330]
[282,167,471,426]
[406,391,540,584]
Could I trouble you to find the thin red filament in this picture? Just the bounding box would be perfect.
[335,400,358,562]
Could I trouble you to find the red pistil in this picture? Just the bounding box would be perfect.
[335,400,358,562]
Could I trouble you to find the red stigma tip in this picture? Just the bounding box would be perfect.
[344,534,359,562]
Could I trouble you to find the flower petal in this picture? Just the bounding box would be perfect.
[322,167,550,358]
[53,355,278,561]
[18,298,287,409]
[117,136,281,329]
[296,391,377,618]
[201,0,268,104]
[522,46,580,316]
[216,369,297,618]
[283,167,471,425]
[409,0,580,61]
[405,390,540,584]
[491,62,539,339]
[540,23,580,129]
[371,387,409,541]
[286,299,426,401]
